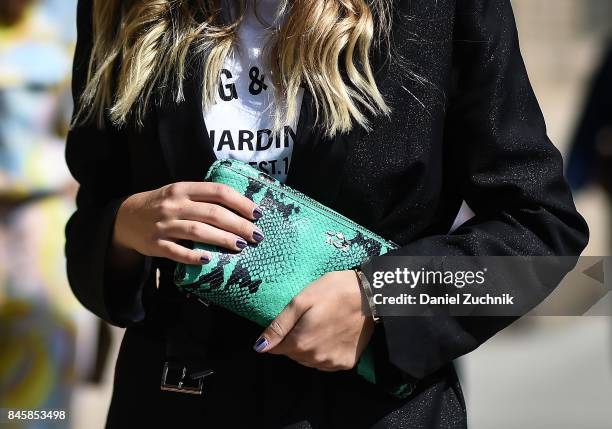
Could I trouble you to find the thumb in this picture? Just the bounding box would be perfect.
[253,297,307,353]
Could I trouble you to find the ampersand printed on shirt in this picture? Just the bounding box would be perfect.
[248,66,268,95]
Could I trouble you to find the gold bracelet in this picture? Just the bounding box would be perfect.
[354,268,381,324]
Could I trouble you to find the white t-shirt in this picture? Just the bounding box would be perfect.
[204,0,304,183]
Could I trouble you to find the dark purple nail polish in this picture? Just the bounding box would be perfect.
[200,255,210,264]
[236,238,248,249]
[252,229,264,242]
[253,337,268,352]
[253,207,263,220]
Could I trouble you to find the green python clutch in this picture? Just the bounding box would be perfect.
[174,159,413,398]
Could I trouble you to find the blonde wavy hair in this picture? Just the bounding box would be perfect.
[76,0,392,137]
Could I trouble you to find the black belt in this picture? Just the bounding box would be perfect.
[157,266,215,395]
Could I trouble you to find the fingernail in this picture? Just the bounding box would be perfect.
[253,207,263,220]
[253,229,264,242]
[200,255,210,264]
[236,238,248,249]
[253,337,268,353]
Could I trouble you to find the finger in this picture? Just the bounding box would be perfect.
[266,331,300,356]
[156,239,212,265]
[160,220,248,252]
[181,182,263,221]
[253,297,310,353]
[182,201,264,243]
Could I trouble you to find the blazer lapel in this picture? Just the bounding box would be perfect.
[156,69,216,183]
[285,90,352,209]
[287,28,389,209]
[156,63,351,210]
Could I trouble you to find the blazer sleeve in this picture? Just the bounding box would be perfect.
[65,0,152,326]
[362,0,589,380]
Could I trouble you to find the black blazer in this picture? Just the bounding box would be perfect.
[65,0,588,427]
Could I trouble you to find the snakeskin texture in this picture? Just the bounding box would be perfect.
[174,160,411,397]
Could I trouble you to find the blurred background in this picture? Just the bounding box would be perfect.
[0,0,611,428]
[459,1,612,428]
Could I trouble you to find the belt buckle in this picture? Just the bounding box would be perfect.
[160,362,213,395]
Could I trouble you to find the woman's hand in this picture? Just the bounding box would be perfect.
[253,270,374,371]
[112,182,264,265]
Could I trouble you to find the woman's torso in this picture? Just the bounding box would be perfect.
[110,0,470,426]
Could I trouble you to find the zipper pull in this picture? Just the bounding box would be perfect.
[258,172,277,184]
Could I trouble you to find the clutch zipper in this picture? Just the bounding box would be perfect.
[217,161,398,249]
